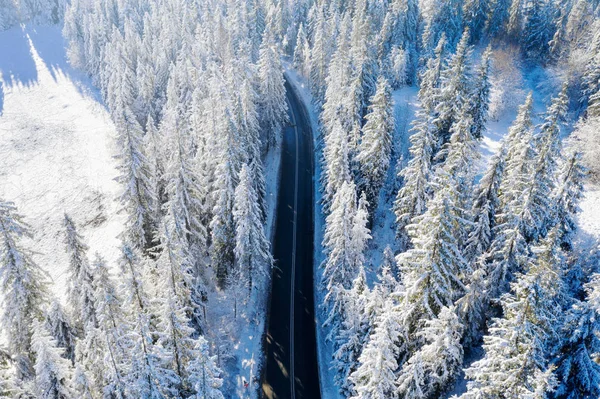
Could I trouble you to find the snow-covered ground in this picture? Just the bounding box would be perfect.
[0,24,124,296]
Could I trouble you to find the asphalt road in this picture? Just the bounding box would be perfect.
[262,79,321,399]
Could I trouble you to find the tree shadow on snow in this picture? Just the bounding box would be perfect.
[0,25,38,96]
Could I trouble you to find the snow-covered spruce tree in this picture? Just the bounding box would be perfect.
[44,301,76,364]
[460,230,567,399]
[161,71,209,266]
[397,306,464,399]
[421,0,464,52]
[417,34,447,113]
[520,85,568,243]
[357,76,395,212]
[233,163,273,296]
[210,118,238,288]
[119,245,180,398]
[438,104,480,220]
[332,267,371,397]
[522,0,554,62]
[31,321,75,399]
[322,119,352,208]
[349,297,404,399]
[552,151,587,251]
[396,170,468,345]
[506,0,524,40]
[464,147,506,262]
[308,2,332,105]
[322,179,360,299]
[349,0,378,118]
[156,279,200,396]
[293,22,310,78]
[114,101,157,251]
[463,0,491,42]
[80,254,127,398]
[321,13,353,140]
[393,109,435,247]
[258,19,288,151]
[433,30,473,147]
[0,200,49,377]
[588,86,600,118]
[187,336,224,399]
[551,274,600,399]
[154,216,202,330]
[144,115,165,226]
[497,93,535,211]
[468,46,492,140]
[63,214,97,332]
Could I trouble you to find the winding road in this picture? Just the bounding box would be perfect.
[262,78,321,399]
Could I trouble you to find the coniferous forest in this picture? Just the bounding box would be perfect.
[1,0,600,398]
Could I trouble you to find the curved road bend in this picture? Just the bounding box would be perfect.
[262,79,321,399]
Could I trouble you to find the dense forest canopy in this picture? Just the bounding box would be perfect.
[0,0,600,398]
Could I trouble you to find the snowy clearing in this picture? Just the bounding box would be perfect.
[0,24,123,296]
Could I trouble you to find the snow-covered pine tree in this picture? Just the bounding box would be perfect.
[464,147,506,262]
[332,267,371,397]
[460,229,566,399]
[161,71,208,266]
[156,281,200,396]
[552,273,600,399]
[293,22,310,78]
[396,306,464,399]
[498,93,535,211]
[396,169,468,345]
[119,245,180,398]
[522,0,554,61]
[552,151,587,251]
[417,34,447,113]
[154,216,201,330]
[507,0,524,40]
[144,115,165,229]
[588,86,600,118]
[321,13,352,140]
[82,254,127,398]
[357,76,395,211]
[210,109,238,288]
[114,101,157,250]
[0,200,49,377]
[31,321,75,399]
[349,297,404,399]
[187,336,224,399]
[468,46,492,140]
[349,0,378,118]
[44,301,76,364]
[322,120,352,208]
[438,103,480,220]
[322,180,360,298]
[393,109,435,247]
[463,0,490,42]
[233,164,273,295]
[520,84,568,242]
[308,2,332,105]
[63,214,97,332]
[258,19,288,151]
[433,30,473,146]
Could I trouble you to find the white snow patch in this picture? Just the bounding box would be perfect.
[0,24,124,299]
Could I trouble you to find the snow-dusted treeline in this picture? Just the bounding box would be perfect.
[0,0,292,397]
[0,0,66,29]
[292,0,600,398]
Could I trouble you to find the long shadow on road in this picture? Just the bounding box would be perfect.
[262,79,320,399]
